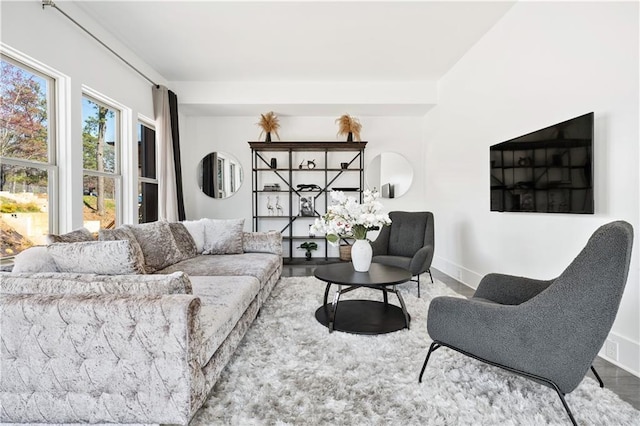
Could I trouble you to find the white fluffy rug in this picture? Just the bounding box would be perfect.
[191,277,640,425]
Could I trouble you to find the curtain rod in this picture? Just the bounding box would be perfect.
[41,0,159,87]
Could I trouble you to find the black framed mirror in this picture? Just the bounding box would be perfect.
[198,151,243,198]
[365,152,413,198]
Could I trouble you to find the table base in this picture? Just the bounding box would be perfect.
[315,300,410,335]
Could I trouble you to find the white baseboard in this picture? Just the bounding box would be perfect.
[598,331,640,378]
[432,256,483,289]
[433,256,640,379]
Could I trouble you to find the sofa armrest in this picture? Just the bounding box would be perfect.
[243,231,283,256]
[473,273,554,305]
[0,293,205,424]
[1,271,192,295]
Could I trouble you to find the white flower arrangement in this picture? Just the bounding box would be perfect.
[311,190,391,244]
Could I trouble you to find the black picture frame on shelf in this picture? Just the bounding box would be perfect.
[299,196,315,216]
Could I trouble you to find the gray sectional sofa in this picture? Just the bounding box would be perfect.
[0,219,282,424]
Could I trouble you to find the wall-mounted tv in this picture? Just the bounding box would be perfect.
[490,112,594,214]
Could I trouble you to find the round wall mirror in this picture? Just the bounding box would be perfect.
[198,151,243,198]
[366,152,413,198]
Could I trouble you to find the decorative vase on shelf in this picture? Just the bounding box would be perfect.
[351,239,372,272]
[265,132,272,142]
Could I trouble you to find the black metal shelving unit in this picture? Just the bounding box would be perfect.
[249,141,366,262]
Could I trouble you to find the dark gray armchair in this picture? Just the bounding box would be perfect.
[419,221,633,425]
[371,211,435,297]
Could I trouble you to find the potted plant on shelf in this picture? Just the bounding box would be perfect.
[335,114,362,142]
[257,111,281,142]
[311,190,391,272]
[298,241,318,261]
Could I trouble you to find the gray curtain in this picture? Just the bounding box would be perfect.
[152,85,179,220]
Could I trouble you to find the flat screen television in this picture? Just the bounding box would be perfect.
[490,112,594,214]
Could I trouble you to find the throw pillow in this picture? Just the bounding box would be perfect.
[11,246,60,273]
[45,227,95,245]
[242,231,283,256]
[181,219,206,253]
[123,221,183,273]
[169,222,197,261]
[47,240,146,275]
[202,218,245,255]
[98,227,146,271]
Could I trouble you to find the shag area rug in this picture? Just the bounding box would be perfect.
[191,277,640,425]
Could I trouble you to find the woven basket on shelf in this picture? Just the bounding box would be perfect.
[339,244,352,261]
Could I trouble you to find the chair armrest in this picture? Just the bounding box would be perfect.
[370,226,390,256]
[427,294,589,393]
[473,273,554,305]
[243,231,283,256]
[0,293,205,424]
[409,245,434,275]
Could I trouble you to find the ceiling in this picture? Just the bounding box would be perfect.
[70,1,515,115]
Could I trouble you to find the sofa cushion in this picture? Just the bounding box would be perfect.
[45,227,95,245]
[202,218,244,255]
[169,222,197,261]
[47,240,146,275]
[190,275,260,366]
[123,221,183,273]
[157,253,281,284]
[1,271,192,295]
[11,246,59,273]
[242,231,283,256]
[98,227,146,269]
[181,219,207,253]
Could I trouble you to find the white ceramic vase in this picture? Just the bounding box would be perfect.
[351,239,372,272]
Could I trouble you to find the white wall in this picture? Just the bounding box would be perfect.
[181,115,426,235]
[424,2,639,375]
[1,1,165,230]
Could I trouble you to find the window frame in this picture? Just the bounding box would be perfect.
[0,49,61,259]
[137,116,158,223]
[81,88,124,229]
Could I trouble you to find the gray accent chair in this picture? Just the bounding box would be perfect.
[371,211,435,297]
[419,221,634,425]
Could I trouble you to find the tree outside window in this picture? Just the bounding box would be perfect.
[82,96,119,231]
[0,57,55,259]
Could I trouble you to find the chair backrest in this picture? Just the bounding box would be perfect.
[528,220,633,391]
[387,211,433,257]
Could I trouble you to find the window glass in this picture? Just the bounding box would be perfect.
[0,57,54,258]
[82,95,119,231]
[138,122,157,223]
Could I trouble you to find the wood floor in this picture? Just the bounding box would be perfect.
[282,264,640,411]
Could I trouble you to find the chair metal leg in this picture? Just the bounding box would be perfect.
[591,365,605,388]
[417,274,420,298]
[418,341,441,383]
[552,385,578,426]
[428,268,434,283]
[423,340,581,425]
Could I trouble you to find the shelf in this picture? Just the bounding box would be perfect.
[283,257,345,266]
[251,141,365,259]
[249,141,367,151]
[254,168,362,172]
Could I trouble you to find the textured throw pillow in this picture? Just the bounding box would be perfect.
[98,227,146,272]
[47,240,145,275]
[123,221,183,273]
[45,227,95,245]
[242,231,283,256]
[169,222,197,261]
[181,219,206,253]
[202,218,245,255]
[11,246,59,273]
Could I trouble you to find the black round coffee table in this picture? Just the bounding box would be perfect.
[314,263,412,334]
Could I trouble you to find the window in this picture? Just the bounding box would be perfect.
[138,121,157,223]
[82,95,120,231]
[0,55,56,259]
